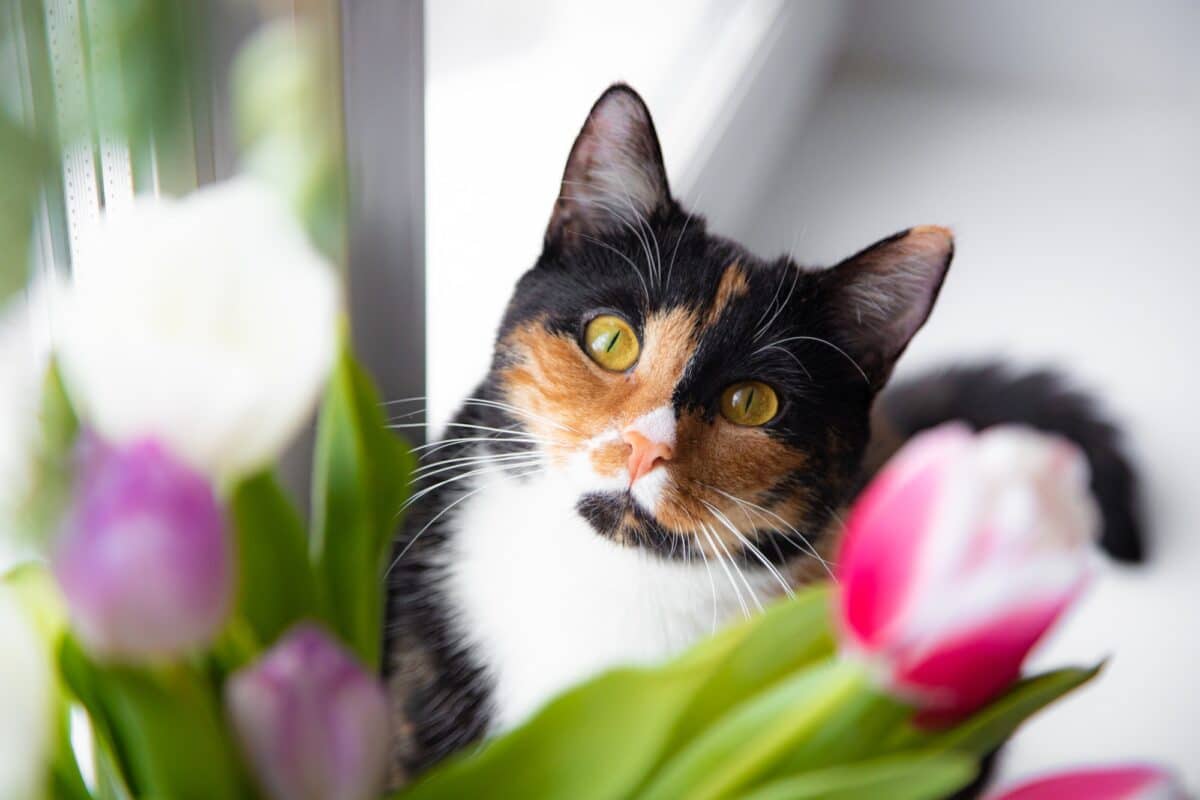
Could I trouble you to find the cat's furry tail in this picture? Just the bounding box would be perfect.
[873,361,1145,562]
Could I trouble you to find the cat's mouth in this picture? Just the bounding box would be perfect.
[574,490,680,554]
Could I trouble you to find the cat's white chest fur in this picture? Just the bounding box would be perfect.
[441,468,777,732]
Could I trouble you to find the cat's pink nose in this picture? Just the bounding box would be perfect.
[623,429,674,486]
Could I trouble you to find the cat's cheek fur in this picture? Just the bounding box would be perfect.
[497,308,701,446]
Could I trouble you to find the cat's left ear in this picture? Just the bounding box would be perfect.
[545,84,672,250]
[821,226,954,389]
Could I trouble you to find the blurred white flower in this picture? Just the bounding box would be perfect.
[58,177,340,485]
[0,585,53,798]
[0,278,61,544]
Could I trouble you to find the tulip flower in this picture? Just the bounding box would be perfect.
[54,436,232,661]
[57,177,339,485]
[836,423,1098,718]
[0,586,53,799]
[226,624,389,800]
[988,764,1190,800]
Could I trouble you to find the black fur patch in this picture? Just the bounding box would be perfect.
[880,362,1145,562]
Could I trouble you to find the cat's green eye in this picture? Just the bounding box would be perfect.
[721,381,779,426]
[584,315,640,371]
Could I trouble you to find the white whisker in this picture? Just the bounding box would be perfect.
[751,335,870,386]
[700,525,749,620]
[701,498,794,598]
[695,533,719,633]
[666,190,701,293]
[414,448,545,475]
[701,483,835,580]
[379,395,430,406]
[400,460,549,514]
[753,265,800,342]
[412,435,543,454]
[460,397,582,435]
[578,231,651,303]
[707,522,765,613]
[387,465,547,575]
[755,343,813,381]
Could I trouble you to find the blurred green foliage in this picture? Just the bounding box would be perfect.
[311,340,415,669]
[398,585,1098,800]
[60,636,253,799]
[12,361,79,546]
[3,563,90,800]
[81,0,199,156]
[0,116,53,299]
[43,342,413,800]
[233,17,347,261]
[0,0,202,302]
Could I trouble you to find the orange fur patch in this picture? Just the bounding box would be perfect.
[499,307,700,452]
[655,409,808,538]
[703,262,750,328]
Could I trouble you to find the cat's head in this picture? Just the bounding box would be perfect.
[486,84,952,566]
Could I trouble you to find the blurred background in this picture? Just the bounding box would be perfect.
[3,0,1197,785]
[426,0,1200,783]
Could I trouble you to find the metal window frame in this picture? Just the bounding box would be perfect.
[339,0,426,442]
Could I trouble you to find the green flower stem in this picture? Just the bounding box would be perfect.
[637,659,871,800]
[737,754,977,800]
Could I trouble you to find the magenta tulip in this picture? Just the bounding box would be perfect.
[988,764,1190,800]
[54,435,232,661]
[225,624,389,800]
[836,423,1098,719]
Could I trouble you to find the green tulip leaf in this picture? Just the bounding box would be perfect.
[736,753,977,800]
[398,652,733,800]
[229,470,322,647]
[399,585,844,800]
[90,730,135,800]
[11,361,79,546]
[58,637,250,800]
[762,686,911,779]
[912,664,1103,758]
[311,341,414,668]
[638,659,869,800]
[0,114,53,304]
[4,563,90,800]
[664,586,835,754]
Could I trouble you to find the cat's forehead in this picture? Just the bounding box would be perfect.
[657,235,817,343]
[585,220,811,323]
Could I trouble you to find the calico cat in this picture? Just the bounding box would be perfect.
[385,84,1141,781]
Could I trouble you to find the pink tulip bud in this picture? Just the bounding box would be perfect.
[988,764,1190,800]
[836,423,1098,718]
[225,624,389,800]
[54,435,232,661]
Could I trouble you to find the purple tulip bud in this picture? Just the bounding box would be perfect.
[54,435,232,661]
[226,624,389,800]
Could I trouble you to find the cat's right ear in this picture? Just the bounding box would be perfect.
[544,84,672,251]
[820,226,954,390]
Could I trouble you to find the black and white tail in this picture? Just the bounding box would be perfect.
[876,362,1145,562]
